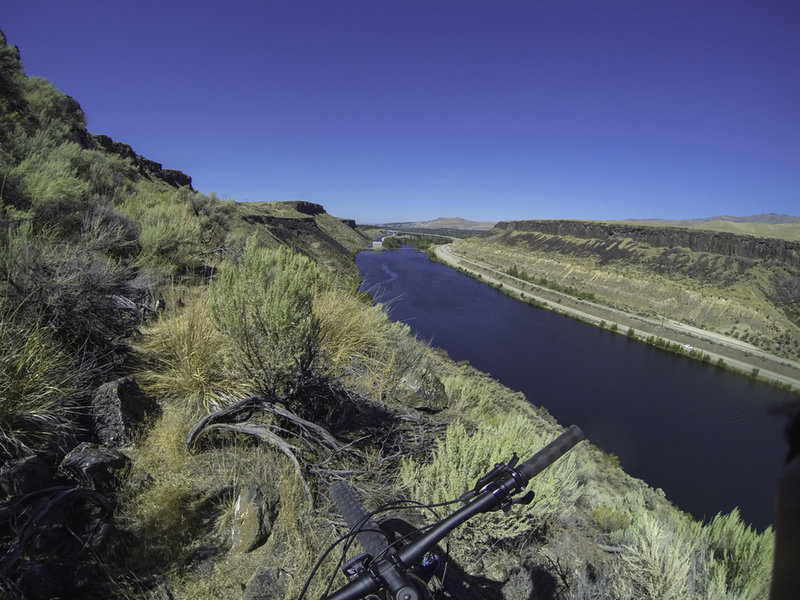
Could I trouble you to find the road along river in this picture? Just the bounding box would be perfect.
[356,247,797,531]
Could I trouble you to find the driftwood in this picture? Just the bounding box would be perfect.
[186,395,366,496]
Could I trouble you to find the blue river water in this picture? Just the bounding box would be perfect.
[356,247,796,531]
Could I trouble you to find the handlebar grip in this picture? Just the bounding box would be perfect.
[330,480,389,559]
[517,425,585,482]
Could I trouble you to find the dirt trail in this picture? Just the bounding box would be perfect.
[434,243,800,392]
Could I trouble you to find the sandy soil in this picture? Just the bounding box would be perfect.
[434,244,800,392]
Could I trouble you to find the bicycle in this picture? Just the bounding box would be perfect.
[301,424,585,600]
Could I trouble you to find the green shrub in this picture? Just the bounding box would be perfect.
[399,419,584,548]
[703,508,772,599]
[211,237,323,397]
[618,513,697,600]
[121,190,202,270]
[442,374,494,416]
[593,505,632,533]
[0,222,138,360]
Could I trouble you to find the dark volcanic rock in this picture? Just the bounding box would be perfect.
[59,442,130,492]
[243,566,290,600]
[92,134,193,189]
[0,455,52,497]
[91,377,159,446]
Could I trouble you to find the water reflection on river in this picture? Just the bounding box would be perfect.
[356,247,794,531]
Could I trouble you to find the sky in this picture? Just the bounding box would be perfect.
[3,0,799,224]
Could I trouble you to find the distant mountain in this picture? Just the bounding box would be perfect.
[379,217,496,231]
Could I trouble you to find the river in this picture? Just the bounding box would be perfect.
[356,247,796,531]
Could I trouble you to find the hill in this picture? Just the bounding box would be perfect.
[380,216,496,231]
[623,213,800,241]
[449,219,800,363]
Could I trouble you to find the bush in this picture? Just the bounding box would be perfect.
[0,315,79,457]
[703,509,772,599]
[211,237,323,398]
[122,189,202,270]
[134,291,245,415]
[313,284,415,398]
[399,418,584,549]
[0,222,138,363]
[593,505,632,533]
[617,513,696,600]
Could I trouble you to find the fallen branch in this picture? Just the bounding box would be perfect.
[190,423,311,497]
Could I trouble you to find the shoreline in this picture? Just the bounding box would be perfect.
[433,244,800,395]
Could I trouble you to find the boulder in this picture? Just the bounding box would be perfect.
[231,482,278,553]
[59,443,130,493]
[91,377,158,446]
[0,455,52,498]
[243,566,290,600]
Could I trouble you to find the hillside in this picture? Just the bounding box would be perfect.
[0,30,778,600]
[449,219,800,363]
[380,216,496,232]
[622,214,800,242]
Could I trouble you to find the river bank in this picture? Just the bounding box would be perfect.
[433,243,800,394]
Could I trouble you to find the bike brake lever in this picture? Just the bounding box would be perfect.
[343,552,372,577]
[473,453,520,493]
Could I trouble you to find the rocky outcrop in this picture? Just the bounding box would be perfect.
[492,220,800,268]
[92,134,193,189]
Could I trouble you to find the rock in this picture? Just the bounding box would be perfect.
[59,442,130,492]
[401,370,449,412]
[92,134,193,189]
[496,219,800,268]
[243,566,290,600]
[92,377,158,446]
[0,455,52,497]
[185,545,218,574]
[416,370,448,411]
[14,560,67,600]
[231,482,277,553]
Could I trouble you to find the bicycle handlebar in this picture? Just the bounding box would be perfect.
[518,424,585,481]
[325,425,585,600]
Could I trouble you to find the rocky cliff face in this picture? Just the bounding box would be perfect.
[92,134,192,189]
[493,220,800,268]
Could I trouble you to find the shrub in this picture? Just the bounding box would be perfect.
[0,222,138,363]
[134,291,245,415]
[593,505,632,533]
[127,194,202,269]
[703,508,772,599]
[617,513,696,600]
[211,237,323,398]
[0,315,78,457]
[442,374,494,416]
[399,419,584,549]
[313,284,415,398]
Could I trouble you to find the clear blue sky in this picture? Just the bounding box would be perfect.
[4,1,799,223]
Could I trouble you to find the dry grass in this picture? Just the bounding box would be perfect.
[133,288,246,414]
[0,315,78,456]
[313,284,415,398]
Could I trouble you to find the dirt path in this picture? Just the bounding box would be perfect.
[434,243,800,392]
